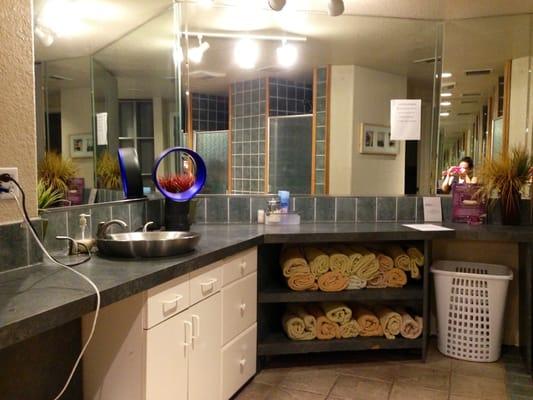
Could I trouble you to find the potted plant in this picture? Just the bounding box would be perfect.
[37,178,64,209]
[38,151,77,195]
[96,150,122,190]
[477,146,533,225]
[158,173,196,231]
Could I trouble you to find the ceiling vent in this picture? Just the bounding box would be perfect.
[464,68,493,76]
[461,100,478,104]
[48,74,72,81]
[457,112,473,116]
[461,92,481,97]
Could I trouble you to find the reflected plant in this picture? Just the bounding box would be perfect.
[38,152,78,194]
[96,150,121,189]
[37,178,64,209]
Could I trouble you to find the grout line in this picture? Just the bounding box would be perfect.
[395,197,398,222]
[355,197,358,223]
[313,197,317,222]
[334,197,338,222]
[227,197,230,223]
[249,197,252,223]
[375,197,378,222]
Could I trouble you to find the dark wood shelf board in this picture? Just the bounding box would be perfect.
[258,332,423,355]
[259,282,423,303]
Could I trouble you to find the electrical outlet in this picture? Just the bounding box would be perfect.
[0,168,19,200]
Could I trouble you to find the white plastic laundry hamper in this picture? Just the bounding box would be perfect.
[431,260,513,362]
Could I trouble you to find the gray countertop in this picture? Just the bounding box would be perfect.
[0,222,532,349]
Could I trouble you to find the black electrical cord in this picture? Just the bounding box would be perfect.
[0,173,91,266]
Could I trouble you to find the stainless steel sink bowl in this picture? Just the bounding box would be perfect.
[97,231,201,258]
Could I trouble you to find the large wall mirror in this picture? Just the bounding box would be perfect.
[32,0,533,209]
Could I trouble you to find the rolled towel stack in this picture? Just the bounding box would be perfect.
[281,246,310,277]
[303,247,330,277]
[350,246,379,280]
[287,272,318,291]
[322,247,351,276]
[347,275,367,290]
[384,268,408,288]
[317,270,349,292]
[406,245,424,280]
[282,303,423,341]
[385,245,411,271]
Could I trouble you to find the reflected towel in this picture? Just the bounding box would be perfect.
[384,268,408,288]
[338,319,361,339]
[287,272,318,291]
[303,247,330,277]
[280,246,310,277]
[322,247,351,276]
[317,271,349,292]
[375,305,402,339]
[306,304,339,340]
[347,275,367,290]
[353,305,383,337]
[397,307,423,339]
[320,302,352,324]
[282,309,316,340]
[386,245,411,271]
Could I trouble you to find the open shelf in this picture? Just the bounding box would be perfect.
[258,332,423,356]
[259,280,423,303]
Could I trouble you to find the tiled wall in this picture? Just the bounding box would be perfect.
[230,79,266,194]
[192,93,229,131]
[314,67,328,194]
[268,77,312,116]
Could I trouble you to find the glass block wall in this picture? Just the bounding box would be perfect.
[268,77,312,116]
[196,130,228,194]
[191,93,229,131]
[314,66,329,194]
[230,79,266,194]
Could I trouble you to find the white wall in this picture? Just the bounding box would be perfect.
[329,65,407,195]
[509,56,532,150]
[60,88,94,187]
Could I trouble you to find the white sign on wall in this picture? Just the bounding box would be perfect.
[96,112,108,145]
[390,99,421,140]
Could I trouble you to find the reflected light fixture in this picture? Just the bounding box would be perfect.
[440,112,450,117]
[442,72,453,78]
[173,44,184,66]
[441,92,452,97]
[441,101,451,106]
[188,35,210,64]
[34,25,55,46]
[277,40,297,68]
[234,38,259,69]
[328,0,345,16]
[268,0,286,11]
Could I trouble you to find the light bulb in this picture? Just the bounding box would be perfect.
[188,41,210,64]
[234,39,259,69]
[328,0,344,16]
[441,92,452,97]
[440,112,450,117]
[276,41,297,68]
[441,72,452,78]
[440,101,451,106]
[268,0,286,11]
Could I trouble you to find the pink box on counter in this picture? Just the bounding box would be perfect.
[451,183,487,224]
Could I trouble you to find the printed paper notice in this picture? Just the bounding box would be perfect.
[96,112,108,145]
[390,99,421,140]
[402,224,454,232]
[423,197,442,222]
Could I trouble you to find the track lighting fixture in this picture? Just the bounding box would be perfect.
[34,25,55,47]
[268,0,286,11]
[188,35,210,64]
[328,0,345,16]
[234,38,259,69]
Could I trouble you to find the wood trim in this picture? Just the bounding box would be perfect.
[264,77,270,194]
[187,93,194,149]
[487,96,493,159]
[227,84,233,193]
[325,64,332,194]
[502,60,512,154]
[311,68,318,194]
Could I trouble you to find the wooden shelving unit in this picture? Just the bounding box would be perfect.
[257,240,431,368]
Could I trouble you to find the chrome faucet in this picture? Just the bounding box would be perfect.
[142,221,155,232]
[96,219,129,239]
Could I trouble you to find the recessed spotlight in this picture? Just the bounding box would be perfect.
[276,41,297,68]
[188,36,210,64]
[328,0,344,16]
[441,101,451,106]
[440,112,450,117]
[442,72,452,78]
[234,38,259,69]
[268,0,286,11]
[441,92,452,97]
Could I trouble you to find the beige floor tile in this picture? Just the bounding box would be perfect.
[255,368,292,386]
[328,374,392,400]
[266,387,326,400]
[334,364,397,383]
[450,372,507,400]
[279,368,339,395]
[389,382,448,400]
[394,364,450,391]
[451,358,506,380]
[235,382,275,400]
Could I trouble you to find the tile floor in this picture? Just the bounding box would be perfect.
[235,343,533,400]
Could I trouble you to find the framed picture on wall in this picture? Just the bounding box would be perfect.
[70,134,94,158]
[359,123,399,155]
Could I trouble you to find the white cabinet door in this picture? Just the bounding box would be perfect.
[145,312,190,400]
[188,292,222,400]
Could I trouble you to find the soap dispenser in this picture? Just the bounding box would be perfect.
[76,213,95,253]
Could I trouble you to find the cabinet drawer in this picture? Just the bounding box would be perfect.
[222,272,257,345]
[221,323,257,400]
[144,274,189,329]
[222,247,257,287]
[189,261,223,306]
